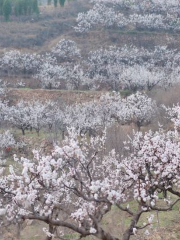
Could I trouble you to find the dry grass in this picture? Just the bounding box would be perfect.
[9,199,180,240]
[1,0,180,236]
[7,88,102,104]
[1,0,180,55]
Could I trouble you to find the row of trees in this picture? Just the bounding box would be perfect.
[1,1,180,240]
[1,40,180,91]
[0,92,157,137]
[46,0,77,8]
[0,0,39,21]
[75,0,180,32]
[0,0,78,21]
[0,98,180,240]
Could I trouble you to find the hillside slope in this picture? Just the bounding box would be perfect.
[1,0,180,55]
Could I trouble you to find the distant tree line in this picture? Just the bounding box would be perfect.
[0,0,39,21]
[47,0,77,8]
[0,0,77,21]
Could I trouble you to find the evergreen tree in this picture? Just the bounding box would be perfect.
[0,0,4,15]
[14,0,23,16]
[54,0,57,7]
[26,0,32,15]
[59,0,65,7]
[2,0,12,21]
[21,0,28,15]
[32,0,39,14]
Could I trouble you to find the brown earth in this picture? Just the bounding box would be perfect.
[1,0,180,55]
[7,88,102,104]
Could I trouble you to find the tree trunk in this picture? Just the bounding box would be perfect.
[45,224,54,240]
[16,223,22,239]
[122,230,131,240]
[96,228,120,240]
[36,129,40,137]
[21,128,25,135]
[62,130,65,140]
[122,211,143,240]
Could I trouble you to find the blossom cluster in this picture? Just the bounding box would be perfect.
[75,0,180,33]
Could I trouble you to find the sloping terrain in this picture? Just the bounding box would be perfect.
[7,88,102,104]
[1,1,180,240]
[1,0,180,56]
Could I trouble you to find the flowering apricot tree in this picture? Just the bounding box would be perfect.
[51,39,81,63]
[85,45,180,91]
[64,92,157,134]
[75,0,180,33]
[5,100,56,135]
[0,126,180,240]
[0,50,41,76]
